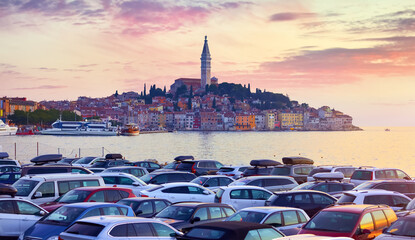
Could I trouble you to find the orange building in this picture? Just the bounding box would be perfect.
[235,113,256,130]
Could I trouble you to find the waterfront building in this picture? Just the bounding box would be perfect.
[235,113,255,131]
[174,112,186,130]
[255,113,266,130]
[200,110,217,130]
[185,112,194,130]
[265,112,276,130]
[278,112,304,130]
[0,97,39,121]
[222,112,236,131]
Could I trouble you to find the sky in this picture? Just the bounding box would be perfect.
[1,0,414,126]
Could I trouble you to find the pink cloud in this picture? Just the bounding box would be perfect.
[270,12,316,22]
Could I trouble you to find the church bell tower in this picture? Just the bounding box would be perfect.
[201,36,211,89]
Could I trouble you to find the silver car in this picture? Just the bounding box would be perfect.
[59,215,183,240]
[229,176,298,192]
[216,166,249,179]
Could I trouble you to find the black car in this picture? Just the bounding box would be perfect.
[241,159,281,178]
[133,161,162,172]
[0,165,21,172]
[177,221,284,240]
[117,197,172,217]
[55,158,80,165]
[21,165,93,176]
[292,181,354,195]
[155,202,236,231]
[380,211,415,238]
[157,156,195,172]
[353,179,415,199]
[176,160,224,176]
[139,171,196,184]
[265,190,337,217]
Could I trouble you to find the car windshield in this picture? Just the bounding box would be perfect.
[176,162,194,170]
[74,157,95,164]
[229,178,251,186]
[58,190,91,203]
[386,218,415,236]
[156,206,195,220]
[13,179,39,196]
[353,181,377,190]
[140,174,156,184]
[218,167,235,173]
[42,206,85,226]
[227,211,267,223]
[91,161,106,168]
[304,211,359,232]
[272,167,291,176]
[163,162,178,169]
[186,228,226,239]
[191,177,208,185]
[337,194,357,203]
[292,182,317,190]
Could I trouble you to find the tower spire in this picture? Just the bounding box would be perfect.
[201,35,211,89]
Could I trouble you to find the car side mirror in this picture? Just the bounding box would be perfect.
[33,191,42,199]
[191,217,201,223]
[396,203,407,208]
[204,184,210,187]
[404,176,411,180]
[361,229,371,235]
[170,232,184,237]
[132,182,140,187]
[382,227,389,233]
[203,190,210,195]
[135,210,143,215]
[37,210,46,216]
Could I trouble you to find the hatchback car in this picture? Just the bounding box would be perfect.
[190,175,234,190]
[20,202,135,240]
[155,202,236,230]
[59,215,183,240]
[229,176,298,192]
[140,171,196,185]
[307,166,357,182]
[216,165,250,179]
[376,211,415,239]
[271,164,315,184]
[133,161,162,172]
[89,159,131,171]
[293,180,354,196]
[225,206,309,235]
[176,160,224,176]
[337,190,411,211]
[177,221,284,240]
[0,171,21,184]
[40,186,136,212]
[140,182,216,203]
[117,197,172,217]
[215,186,273,210]
[265,190,337,217]
[350,167,411,186]
[102,166,149,177]
[241,159,281,178]
[0,198,48,238]
[98,172,151,196]
[72,156,103,168]
[353,180,415,199]
[299,204,398,240]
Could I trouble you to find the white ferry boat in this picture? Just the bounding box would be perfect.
[40,120,118,136]
[0,119,18,136]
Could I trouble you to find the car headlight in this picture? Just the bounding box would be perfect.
[46,236,59,240]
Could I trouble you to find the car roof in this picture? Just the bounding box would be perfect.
[104,166,146,170]
[323,204,390,214]
[172,202,229,207]
[196,175,232,178]
[161,182,205,188]
[74,216,159,226]
[275,190,331,195]
[187,221,274,236]
[238,206,303,213]
[63,202,127,209]
[68,186,133,192]
[361,179,415,184]
[278,234,354,240]
[220,185,272,190]
[97,172,135,177]
[344,189,406,196]
[118,197,168,202]
[20,173,102,180]
[238,176,294,180]
[150,171,191,175]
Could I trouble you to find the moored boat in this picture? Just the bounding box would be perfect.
[40,119,118,136]
[0,119,17,136]
[121,123,140,136]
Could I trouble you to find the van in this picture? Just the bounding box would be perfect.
[12,173,105,204]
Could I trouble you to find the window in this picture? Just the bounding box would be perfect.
[0,173,10,180]
[133,223,153,236]
[149,162,160,169]
[375,171,386,179]
[312,193,335,204]
[154,200,169,212]
[88,191,105,202]
[110,224,128,237]
[186,228,225,239]
[230,189,250,199]
[71,169,89,174]
[16,201,41,215]
[364,195,393,206]
[215,162,223,168]
[152,223,175,237]
[245,230,261,240]
[102,206,121,215]
[248,179,262,187]
[168,174,186,182]
[392,196,410,207]
[119,177,134,185]
[209,207,223,219]
[257,228,284,239]
[65,223,104,237]
[35,182,55,198]
[106,190,122,202]
[360,213,374,231]
[162,186,189,194]
[352,171,372,180]
[82,208,101,218]
[264,178,294,186]
[264,212,282,227]
[372,210,388,230]
[384,170,397,179]
[119,190,130,198]
[194,207,208,221]
[220,178,233,186]
[205,178,219,187]
[152,175,167,184]
[251,190,271,200]
[137,201,153,215]
[329,184,343,192]
[103,177,117,184]
[396,170,409,179]
[0,200,14,214]
[83,180,99,187]
[313,184,329,192]
[189,186,205,194]
[383,208,397,224]
[222,207,235,217]
[293,193,312,204]
[283,211,299,225]
[298,211,308,223]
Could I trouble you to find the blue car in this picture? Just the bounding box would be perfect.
[19,202,135,240]
[0,172,20,184]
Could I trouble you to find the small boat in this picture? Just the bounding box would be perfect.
[385,128,391,131]
[121,123,140,136]
[16,126,35,135]
[0,120,17,136]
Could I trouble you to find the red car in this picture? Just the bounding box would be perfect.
[40,186,135,212]
[299,204,397,240]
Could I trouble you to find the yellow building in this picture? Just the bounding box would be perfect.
[265,112,275,130]
[235,114,256,130]
[148,105,163,112]
[278,112,304,130]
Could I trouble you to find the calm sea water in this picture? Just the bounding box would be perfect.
[1,127,415,175]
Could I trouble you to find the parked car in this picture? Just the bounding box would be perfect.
[102,166,149,177]
[155,202,236,230]
[350,167,411,186]
[154,155,195,172]
[229,176,298,192]
[59,215,183,240]
[133,161,162,172]
[271,157,315,184]
[278,235,354,240]
[0,171,21,184]
[190,175,234,190]
[56,157,80,165]
[0,152,21,167]
[89,159,131,172]
[307,166,357,182]
[353,179,415,199]
[299,204,398,239]
[265,190,337,217]
[13,173,105,204]
[72,156,103,168]
[0,197,48,238]
[40,186,136,212]
[21,165,92,176]
[20,202,135,240]
[0,165,21,172]
[176,160,224,176]
[140,182,216,203]
[177,221,285,240]
[293,180,354,196]
[241,159,281,178]
[117,197,172,217]
[98,172,151,196]
[225,206,309,236]
[337,190,411,211]
[214,185,273,210]
[140,171,196,185]
[216,165,250,179]
[375,211,415,239]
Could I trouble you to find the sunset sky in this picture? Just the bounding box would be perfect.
[1,0,414,126]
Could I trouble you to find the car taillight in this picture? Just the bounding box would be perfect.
[226,174,235,177]
[59,237,64,240]
[371,172,374,180]
[141,194,149,197]
[191,164,196,174]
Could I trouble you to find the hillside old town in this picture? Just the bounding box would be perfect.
[1,37,359,132]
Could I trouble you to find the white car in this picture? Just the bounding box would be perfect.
[226,206,309,235]
[337,189,411,211]
[229,176,298,192]
[0,198,48,238]
[214,186,273,210]
[307,166,357,182]
[350,167,411,186]
[190,175,234,191]
[216,165,250,179]
[59,215,183,240]
[72,156,103,168]
[140,182,215,203]
[97,172,153,196]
